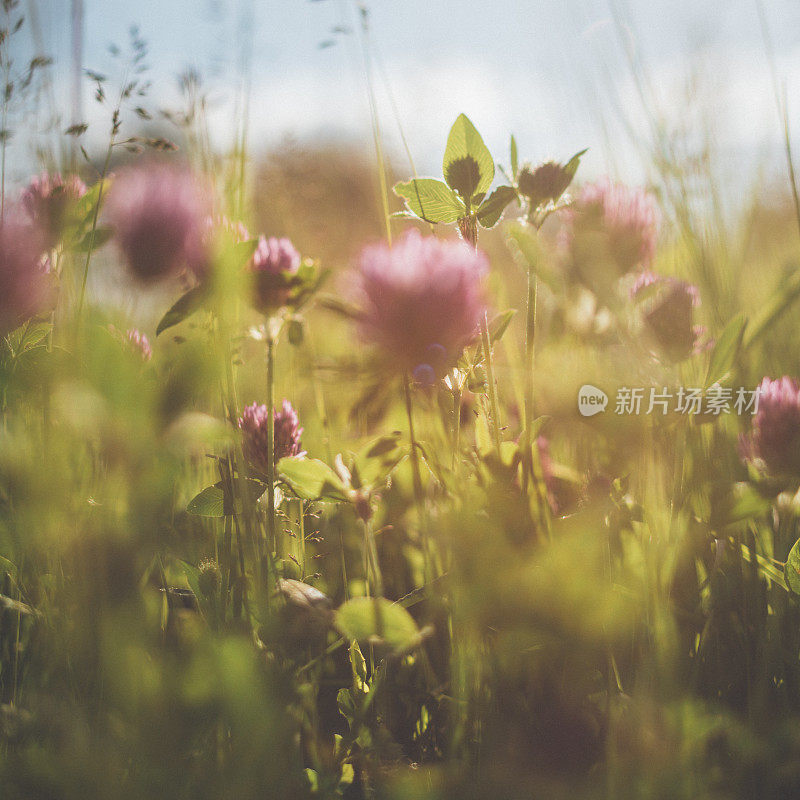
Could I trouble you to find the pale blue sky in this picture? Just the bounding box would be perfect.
[10,1,800,189]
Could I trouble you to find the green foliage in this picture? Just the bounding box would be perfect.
[73,225,114,252]
[507,222,560,289]
[335,597,420,653]
[744,268,800,349]
[510,134,519,180]
[786,537,800,595]
[393,178,464,223]
[563,147,588,182]
[714,482,770,527]
[469,308,517,364]
[705,313,747,386]
[187,484,226,516]
[5,87,800,800]
[395,114,517,234]
[349,432,406,489]
[186,479,266,516]
[277,456,349,501]
[157,285,208,335]
[289,260,330,310]
[477,185,517,228]
[443,113,495,201]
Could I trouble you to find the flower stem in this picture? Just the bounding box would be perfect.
[77,138,114,321]
[525,269,537,425]
[522,267,537,493]
[339,527,350,601]
[519,235,552,537]
[479,313,502,452]
[363,517,383,598]
[265,334,278,558]
[356,5,392,245]
[451,377,462,474]
[298,499,306,578]
[403,372,431,585]
[463,215,502,452]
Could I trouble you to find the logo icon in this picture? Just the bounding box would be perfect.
[578,384,608,417]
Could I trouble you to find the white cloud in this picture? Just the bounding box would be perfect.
[7,9,800,199]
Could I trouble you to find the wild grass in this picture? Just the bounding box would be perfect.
[1,3,800,799]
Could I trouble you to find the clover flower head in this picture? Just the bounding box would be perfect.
[742,377,800,476]
[238,399,305,475]
[564,179,659,279]
[106,163,209,283]
[356,230,488,378]
[249,236,302,312]
[518,161,573,210]
[21,172,87,249]
[126,328,152,361]
[632,271,701,362]
[252,236,300,276]
[0,211,52,336]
